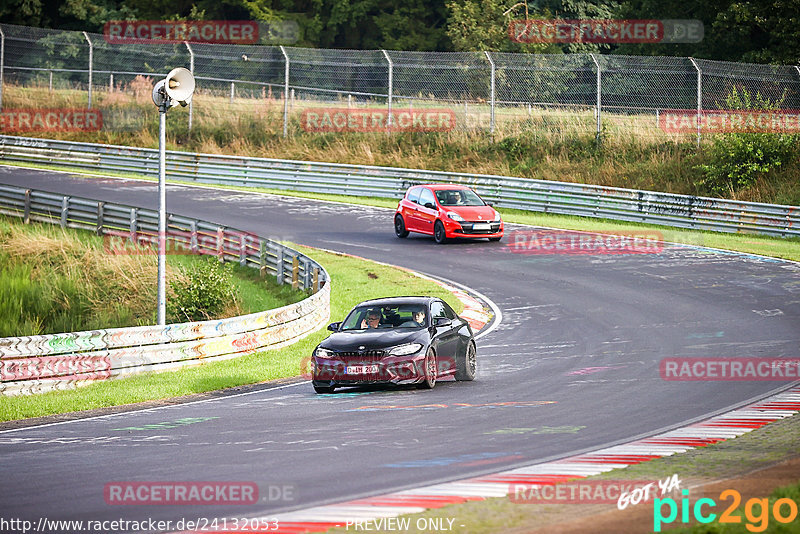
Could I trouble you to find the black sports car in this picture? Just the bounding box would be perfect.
[310,296,477,394]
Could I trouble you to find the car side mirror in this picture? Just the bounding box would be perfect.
[433,317,452,327]
[327,322,341,332]
[424,202,435,209]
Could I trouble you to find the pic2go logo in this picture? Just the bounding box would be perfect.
[653,489,799,532]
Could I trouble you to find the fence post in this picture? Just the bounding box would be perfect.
[216,226,225,262]
[109,72,114,92]
[292,255,299,290]
[0,26,4,111]
[276,247,284,284]
[23,189,31,224]
[184,42,194,131]
[689,57,702,147]
[312,267,319,293]
[280,45,289,138]
[129,208,137,242]
[190,220,198,254]
[382,50,393,129]
[590,53,601,142]
[96,202,104,235]
[61,197,69,228]
[484,51,496,135]
[259,240,267,278]
[82,32,93,108]
[239,233,247,266]
[230,81,235,103]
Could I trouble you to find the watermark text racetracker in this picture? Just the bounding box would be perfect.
[103,230,260,256]
[0,109,102,133]
[660,357,800,381]
[659,109,800,134]
[509,19,703,44]
[300,108,455,133]
[508,229,664,255]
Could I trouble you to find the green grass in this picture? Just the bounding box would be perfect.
[0,244,464,421]
[0,216,302,336]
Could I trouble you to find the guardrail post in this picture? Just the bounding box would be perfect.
[190,220,198,254]
[82,32,93,109]
[276,247,284,285]
[292,255,299,289]
[129,208,137,241]
[109,72,114,92]
[0,26,5,111]
[230,82,235,103]
[259,240,268,278]
[49,71,53,92]
[23,189,31,224]
[217,226,225,262]
[590,53,601,142]
[184,42,194,131]
[484,51,496,136]
[60,196,69,228]
[96,202,104,235]
[302,258,311,289]
[382,50,393,129]
[689,57,702,147]
[239,233,247,266]
[312,267,319,293]
[280,46,289,138]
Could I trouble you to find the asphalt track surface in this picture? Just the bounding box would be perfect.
[1,166,799,531]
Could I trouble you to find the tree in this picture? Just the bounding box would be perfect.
[445,0,560,52]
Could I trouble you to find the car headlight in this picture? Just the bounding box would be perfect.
[314,347,334,358]
[388,343,424,356]
[447,211,465,222]
[493,210,501,222]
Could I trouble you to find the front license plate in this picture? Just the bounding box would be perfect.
[345,365,379,374]
[472,223,490,231]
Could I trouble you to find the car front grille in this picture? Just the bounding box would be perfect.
[458,222,501,234]
[335,350,386,362]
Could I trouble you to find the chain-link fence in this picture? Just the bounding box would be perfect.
[1,22,799,142]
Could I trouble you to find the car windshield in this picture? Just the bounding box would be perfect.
[340,304,428,331]
[434,189,485,207]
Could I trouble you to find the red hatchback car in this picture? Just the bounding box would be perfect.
[394,184,503,243]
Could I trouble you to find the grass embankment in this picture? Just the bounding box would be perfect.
[0,238,464,422]
[4,83,800,206]
[0,216,303,337]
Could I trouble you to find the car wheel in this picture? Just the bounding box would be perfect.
[394,214,409,238]
[433,221,447,244]
[488,236,502,242]
[455,341,477,381]
[313,384,335,394]
[416,349,437,389]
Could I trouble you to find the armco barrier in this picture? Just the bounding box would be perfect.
[0,184,330,395]
[1,135,798,237]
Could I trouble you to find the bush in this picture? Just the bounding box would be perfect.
[694,87,799,197]
[168,258,237,322]
[695,132,798,196]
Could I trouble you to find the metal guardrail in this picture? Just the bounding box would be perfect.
[0,182,330,395]
[1,135,798,238]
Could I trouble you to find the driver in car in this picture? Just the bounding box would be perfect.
[361,309,382,329]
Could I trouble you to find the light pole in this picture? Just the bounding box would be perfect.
[151,67,195,325]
